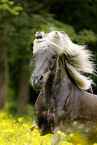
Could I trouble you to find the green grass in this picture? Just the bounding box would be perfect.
[0,104,97,145]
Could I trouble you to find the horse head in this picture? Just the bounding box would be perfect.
[31,32,58,90]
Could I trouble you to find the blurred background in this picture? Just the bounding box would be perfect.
[0,0,97,114]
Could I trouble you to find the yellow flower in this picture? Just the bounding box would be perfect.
[57,130,61,134]
[35,126,39,129]
[13,124,16,127]
[93,144,97,145]
[13,119,16,123]
[2,119,5,122]
[61,132,67,137]
[16,123,19,126]
[9,114,12,117]
[8,128,12,133]
[62,141,73,145]
[70,133,74,138]
[18,117,23,122]
[23,123,28,128]
[26,135,30,141]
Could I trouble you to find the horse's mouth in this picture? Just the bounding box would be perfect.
[32,82,43,91]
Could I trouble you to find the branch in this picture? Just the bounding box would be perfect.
[28,0,56,13]
[30,3,45,13]
[88,0,97,7]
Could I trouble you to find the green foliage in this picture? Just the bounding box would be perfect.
[51,0,97,33]
[77,30,97,44]
[30,13,97,44]
[0,0,23,16]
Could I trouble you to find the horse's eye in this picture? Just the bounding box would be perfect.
[52,55,57,59]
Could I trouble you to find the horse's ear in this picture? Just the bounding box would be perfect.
[35,31,45,39]
[53,31,60,39]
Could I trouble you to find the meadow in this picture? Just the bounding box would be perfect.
[0,104,97,145]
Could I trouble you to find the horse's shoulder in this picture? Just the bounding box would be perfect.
[82,91,97,101]
[78,91,97,119]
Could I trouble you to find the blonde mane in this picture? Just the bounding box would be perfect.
[33,31,95,90]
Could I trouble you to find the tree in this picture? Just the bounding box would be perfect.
[0,0,22,109]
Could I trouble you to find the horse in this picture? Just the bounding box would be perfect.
[31,31,97,144]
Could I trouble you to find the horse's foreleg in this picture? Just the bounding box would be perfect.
[51,127,65,145]
[30,120,38,131]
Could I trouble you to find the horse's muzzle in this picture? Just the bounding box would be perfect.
[31,75,43,90]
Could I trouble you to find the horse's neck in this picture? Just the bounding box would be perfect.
[43,56,79,109]
[51,57,74,109]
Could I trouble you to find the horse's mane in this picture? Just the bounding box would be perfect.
[33,31,95,90]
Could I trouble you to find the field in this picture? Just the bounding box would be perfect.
[0,104,97,145]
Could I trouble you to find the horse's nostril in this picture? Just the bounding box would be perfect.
[35,79,38,84]
[31,75,43,89]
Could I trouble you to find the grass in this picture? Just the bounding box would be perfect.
[0,104,97,145]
